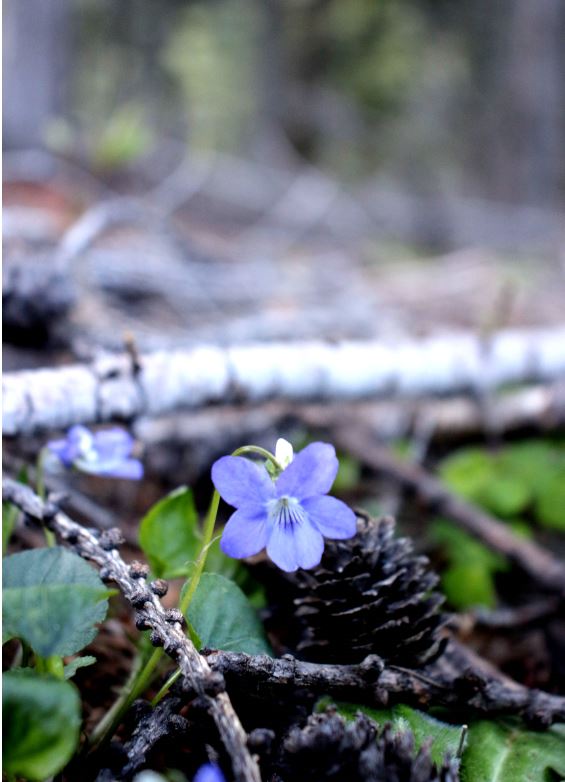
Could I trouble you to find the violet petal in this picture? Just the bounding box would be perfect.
[302,495,357,539]
[220,504,271,558]
[266,518,324,572]
[212,455,275,508]
[275,442,338,500]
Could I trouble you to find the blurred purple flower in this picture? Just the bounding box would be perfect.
[212,442,356,572]
[47,425,143,480]
[194,764,226,782]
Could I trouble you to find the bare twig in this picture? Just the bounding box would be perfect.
[455,597,564,632]
[2,478,261,782]
[119,697,189,779]
[205,641,565,726]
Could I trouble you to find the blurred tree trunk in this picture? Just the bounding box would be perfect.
[3,0,71,148]
[469,0,565,206]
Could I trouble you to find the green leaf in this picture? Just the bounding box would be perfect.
[3,547,111,657]
[139,487,202,579]
[205,537,268,608]
[328,701,465,766]
[461,720,565,782]
[432,519,509,609]
[63,655,97,679]
[442,563,498,610]
[186,572,272,655]
[2,501,18,556]
[480,475,531,518]
[439,448,493,501]
[3,669,81,780]
[535,471,565,530]
[431,520,507,570]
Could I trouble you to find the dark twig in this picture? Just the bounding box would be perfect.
[120,697,189,779]
[2,478,261,782]
[205,640,565,726]
[334,427,565,594]
[455,597,564,632]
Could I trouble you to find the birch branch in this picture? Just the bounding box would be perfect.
[4,328,565,436]
[334,427,565,593]
[2,479,262,782]
[205,642,565,726]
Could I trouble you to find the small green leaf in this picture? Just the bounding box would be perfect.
[3,547,110,657]
[535,471,565,530]
[3,669,81,780]
[480,475,531,518]
[205,537,268,608]
[461,720,565,782]
[432,519,510,609]
[431,520,507,571]
[328,701,465,766]
[442,563,497,610]
[186,572,272,655]
[2,501,18,555]
[63,655,97,679]
[139,487,202,579]
[439,448,493,501]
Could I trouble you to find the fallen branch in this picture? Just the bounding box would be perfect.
[4,328,565,436]
[335,427,565,594]
[206,641,565,726]
[2,478,261,782]
[136,382,565,451]
[119,696,189,779]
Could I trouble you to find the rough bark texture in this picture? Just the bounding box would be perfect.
[205,642,565,726]
[2,478,262,782]
[4,328,565,436]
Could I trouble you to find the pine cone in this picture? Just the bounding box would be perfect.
[277,708,459,782]
[261,513,447,666]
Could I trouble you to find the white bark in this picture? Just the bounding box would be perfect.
[4,328,565,436]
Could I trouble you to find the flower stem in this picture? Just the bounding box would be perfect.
[179,489,220,615]
[151,668,182,706]
[231,445,282,472]
[36,449,56,547]
[88,650,146,749]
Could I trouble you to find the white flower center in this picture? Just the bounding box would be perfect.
[76,431,98,462]
[268,496,306,529]
[275,438,294,469]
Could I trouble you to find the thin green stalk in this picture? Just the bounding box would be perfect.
[36,449,56,547]
[179,490,220,615]
[88,651,146,749]
[231,445,282,471]
[35,654,64,679]
[151,668,181,706]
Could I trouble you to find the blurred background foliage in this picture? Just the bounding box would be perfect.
[5,0,565,208]
[434,440,565,609]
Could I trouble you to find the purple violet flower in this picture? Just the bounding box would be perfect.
[212,442,356,572]
[194,764,226,782]
[47,425,143,480]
